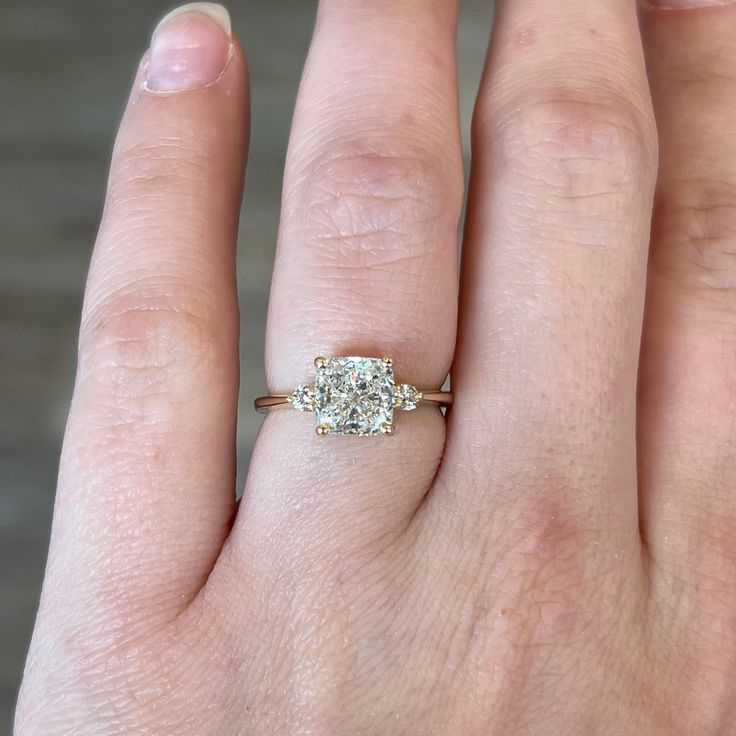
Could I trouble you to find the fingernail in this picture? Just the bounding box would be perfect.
[147,3,232,92]
[643,0,736,7]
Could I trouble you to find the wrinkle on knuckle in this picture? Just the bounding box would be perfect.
[79,298,222,395]
[475,90,657,201]
[493,515,587,638]
[458,493,618,660]
[654,179,736,295]
[109,138,211,203]
[289,148,459,275]
[441,492,639,735]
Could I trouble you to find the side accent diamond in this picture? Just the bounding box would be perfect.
[395,384,422,411]
[289,385,317,412]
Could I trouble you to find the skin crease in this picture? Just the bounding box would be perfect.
[13,0,736,734]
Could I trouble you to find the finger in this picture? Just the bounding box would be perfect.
[226,0,463,566]
[436,0,657,544]
[638,1,736,585]
[37,5,248,633]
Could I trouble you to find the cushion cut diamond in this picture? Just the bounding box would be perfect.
[315,357,394,436]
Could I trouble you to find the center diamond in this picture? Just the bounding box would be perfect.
[315,357,395,436]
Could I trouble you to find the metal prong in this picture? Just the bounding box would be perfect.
[316,425,330,436]
[314,356,328,371]
[382,357,393,366]
[380,423,395,435]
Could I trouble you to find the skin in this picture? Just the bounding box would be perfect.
[14,0,736,733]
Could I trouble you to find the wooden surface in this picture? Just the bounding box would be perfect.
[0,0,491,726]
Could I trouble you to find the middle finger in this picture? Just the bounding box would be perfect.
[436,0,657,551]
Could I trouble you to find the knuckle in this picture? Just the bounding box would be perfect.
[654,179,736,294]
[109,138,210,202]
[289,147,461,272]
[271,142,462,378]
[475,88,657,197]
[79,295,222,392]
[448,490,635,718]
[467,491,620,645]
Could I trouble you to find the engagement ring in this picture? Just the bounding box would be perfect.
[254,356,452,436]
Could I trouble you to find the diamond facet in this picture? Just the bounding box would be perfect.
[315,357,394,436]
[289,385,317,412]
[395,384,421,411]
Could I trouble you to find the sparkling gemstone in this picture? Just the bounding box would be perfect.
[395,383,421,411]
[315,357,394,436]
[289,385,317,412]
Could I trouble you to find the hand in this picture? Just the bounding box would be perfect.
[15,1,736,733]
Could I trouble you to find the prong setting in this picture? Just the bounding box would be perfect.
[314,356,328,371]
[316,424,330,436]
[380,423,395,435]
[313,356,394,436]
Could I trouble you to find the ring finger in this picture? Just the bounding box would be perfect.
[222,0,463,570]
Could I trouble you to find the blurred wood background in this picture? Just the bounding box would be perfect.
[0,0,491,728]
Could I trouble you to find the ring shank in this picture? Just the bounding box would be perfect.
[254,395,291,413]
[254,391,453,414]
[419,390,453,406]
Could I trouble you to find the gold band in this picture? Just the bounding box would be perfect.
[254,390,452,414]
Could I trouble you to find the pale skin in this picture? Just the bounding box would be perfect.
[14,0,736,732]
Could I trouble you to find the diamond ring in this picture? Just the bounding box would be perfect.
[254,356,452,436]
